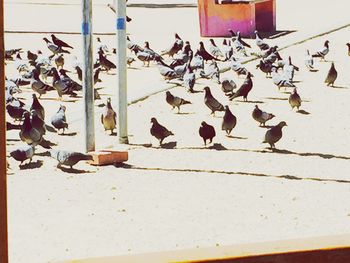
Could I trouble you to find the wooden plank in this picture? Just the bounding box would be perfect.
[59,234,350,263]
[0,0,8,261]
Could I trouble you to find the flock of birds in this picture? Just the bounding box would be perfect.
[4,24,344,170]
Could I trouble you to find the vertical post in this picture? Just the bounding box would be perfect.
[114,0,129,144]
[81,0,95,152]
[0,0,8,261]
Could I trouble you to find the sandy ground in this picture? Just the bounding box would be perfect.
[4,1,350,263]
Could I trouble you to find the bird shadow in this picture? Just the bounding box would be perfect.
[45,125,57,133]
[59,132,77,136]
[332,85,348,89]
[128,143,153,148]
[7,139,21,142]
[208,143,227,151]
[265,97,288,101]
[127,67,140,70]
[292,80,303,84]
[297,109,311,115]
[6,123,21,130]
[188,89,204,94]
[237,100,264,104]
[176,112,194,115]
[58,166,94,174]
[97,103,106,108]
[262,148,350,160]
[35,151,51,157]
[19,160,43,170]
[226,135,248,140]
[160,141,177,149]
[309,69,319,72]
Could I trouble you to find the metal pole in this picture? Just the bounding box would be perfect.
[114,0,129,144]
[0,0,9,260]
[81,0,95,152]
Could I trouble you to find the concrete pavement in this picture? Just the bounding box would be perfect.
[5,1,350,263]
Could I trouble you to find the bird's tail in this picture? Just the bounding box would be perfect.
[61,49,70,54]
[79,154,93,161]
[311,54,321,58]
[228,92,238,101]
[182,99,191,105]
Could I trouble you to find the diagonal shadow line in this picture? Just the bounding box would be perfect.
[115,164,350,184]
[127,144,350,161]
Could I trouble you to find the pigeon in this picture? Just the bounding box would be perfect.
[183,63,195,93]
[236,31,251,48]
[229,57,249,77]
[5,48,22,60]
[135,49,155,67]
[143,41,161,60]
[203,86,225,116]
[49,150,93,169]
[30,94,45,121]
[6,104,28,122]
[31,68,54,98]
[197,41,221,62]
[96,37,109,54]
[9,145,35,166]
[59,69,82,91]
[256,59,273,77]
[254,30,269,51]
[199,121,216,146]
[51,67,77,99]
[93,68,102,84]
[54,54,65,69]
[263,46,280,64]
[271,67,295,90]
[263,121,287,149]
[200,60,220,83]
[304,50,315,71]
[51,34,73,49]
[98,49,116,73]
[27,50,38,62]
[13,53,29,74]
[43,37,70,55]
[10,76,30,87]
[208,38,224,59]
[222,106,236,135]
[289,88,302,111]
[30,110,46,136]
[252,105,275,127]
[75,66,83,81]
[165,91,191,113]
[312,40,329,61]
[347,43,350,57]
[283,56,297,82]
[19,111,42,146]
[221,78,236,96]
[161,33,183,57]
[170,43,193,67]
[126,36,144,54]
[228,72,253,101]
[229,30,248,56]
[190,51,204,71]
[127,57,136,67]
[150,118,174,145]
[222,39,234,61]
[324,62,337,87]
[51,105,68,134]
[101,97,117,135]
[155,57,178,81]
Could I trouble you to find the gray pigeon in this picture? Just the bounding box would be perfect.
[49,149,93,169]
[312,40,329,61]
[271,67,295,90]
[304,50,314,71]
[30,93,45,121]
[19,111,42,146]
[254,30,269,51]
[229,57,249,77]
[101,98,117,135]
[208,39,224,59]
[221,78,237,96]
[51,105,68,134]
[165,91,191,113]
[30,110,46,136]
[183,64,196,93]
[325,62,337,87]
[289,88,302,111]
[263,121,287,149]
[222,106,237,135]
[54,53,64,69]
[199,121,216,146]
[161,33,183,57]
[9,145,35,166]
[6,104,28,122]
[31,68,54,98]
[203,86,225,116]
[150,118,174,145]
[252,105,275,127]
[228,72,254,102]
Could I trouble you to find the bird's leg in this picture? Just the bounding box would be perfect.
[28,157,32,164]
[57,163,62,168]
[177,107,180,114]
